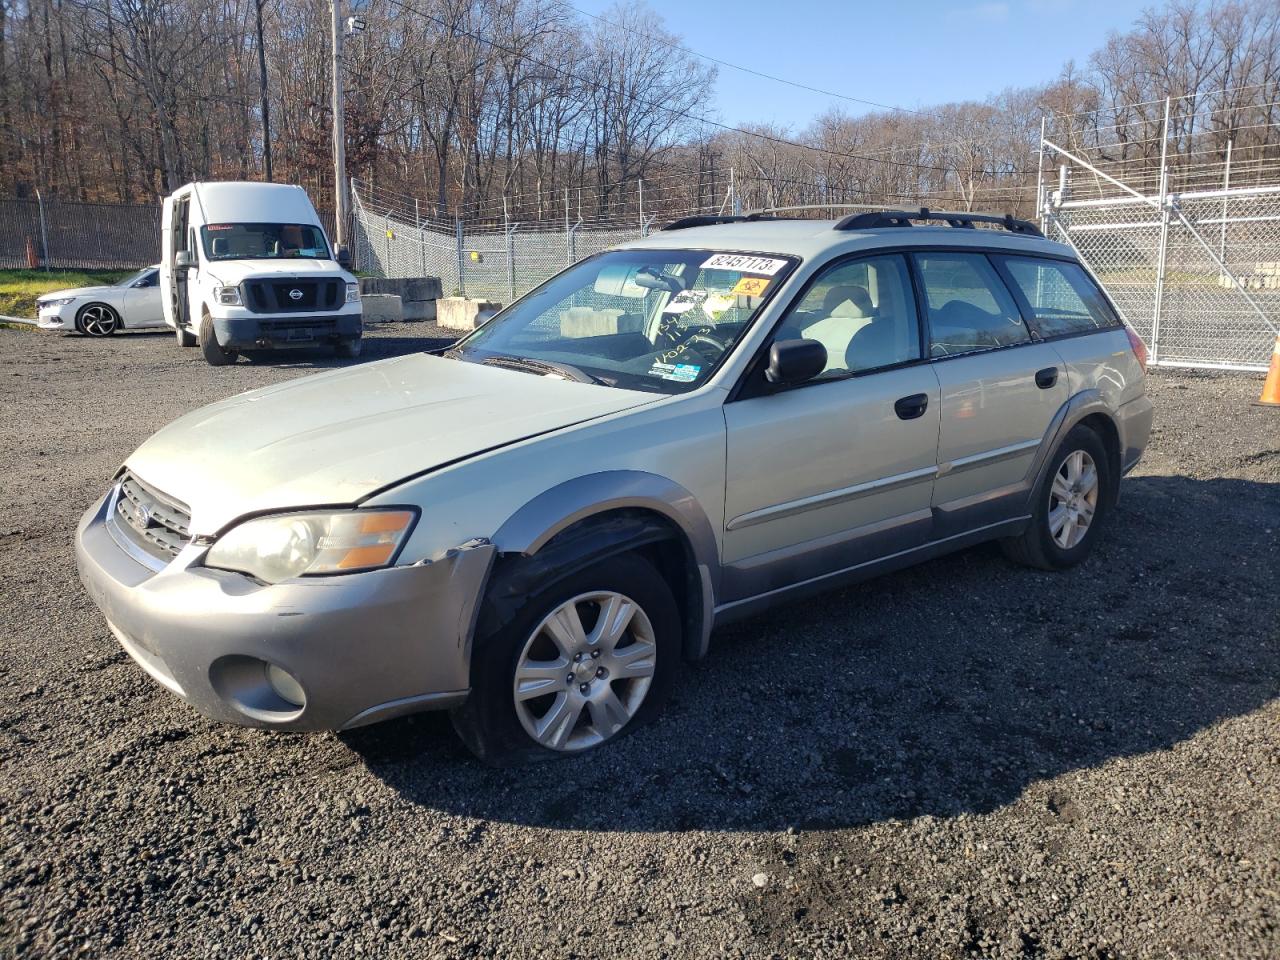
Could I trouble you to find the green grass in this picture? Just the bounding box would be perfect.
[0,268,132,318]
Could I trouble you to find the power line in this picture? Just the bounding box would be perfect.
[554,0,927,118]
[380,0,960,176]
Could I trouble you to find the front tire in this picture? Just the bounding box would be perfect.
[199,314,237,366]
[1002,425,1110,571]
[334,335,362,359]
[76,304,120,337]
[451,552,679,763]
[175,323,197,348]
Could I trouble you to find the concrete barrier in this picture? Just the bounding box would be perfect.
[361,294,403,324]
[438,297,501,331]
[360,277,442,322]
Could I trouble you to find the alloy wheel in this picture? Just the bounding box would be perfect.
[512,591,657,752]
[1048,449,1099,549]
[80,305,118,336]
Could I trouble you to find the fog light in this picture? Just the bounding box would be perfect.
[266,663,305,706]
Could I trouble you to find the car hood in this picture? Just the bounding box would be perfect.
[203,258,351,285]
[37,285,118,302]
[124,353,659,535]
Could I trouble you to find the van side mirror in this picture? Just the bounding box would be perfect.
[175,250,194,271]
[335,244,353,270]
[765,339,827,386]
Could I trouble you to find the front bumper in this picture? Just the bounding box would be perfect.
[36,306,75,330]
[75,492,494,730]
[214,312,362,350]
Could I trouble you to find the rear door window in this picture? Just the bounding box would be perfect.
[912,253,1030,357]
[997,256,1120,337]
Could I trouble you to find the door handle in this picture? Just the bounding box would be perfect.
[894,393,929,420]
[1035,367,1059,389]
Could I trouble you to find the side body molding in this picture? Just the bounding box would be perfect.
[492,471,722,659]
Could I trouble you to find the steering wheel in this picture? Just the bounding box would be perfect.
[683,329,731,355]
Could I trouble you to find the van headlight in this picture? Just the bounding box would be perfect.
[204,509,416,583]
[345,282,360,303]
[214,285,242,306]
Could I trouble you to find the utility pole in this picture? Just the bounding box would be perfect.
[255,0,273,181]
[330,0,348,247]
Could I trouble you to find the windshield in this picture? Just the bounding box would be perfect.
[454,249,796,393]
[117,266,158,287]
[200,223,330,262]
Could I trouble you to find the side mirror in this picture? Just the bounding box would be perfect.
[765,338,827,386]
[174,250,195,271]
[335,244,353,270]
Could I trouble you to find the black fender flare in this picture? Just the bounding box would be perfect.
[485,471,720,659]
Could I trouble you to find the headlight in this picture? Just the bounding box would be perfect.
[345,282,360,303]
[204,509,416,583]
[214,285,242,306]
[39,297,76,308]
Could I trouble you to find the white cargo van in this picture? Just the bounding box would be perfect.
[160,181,363,365]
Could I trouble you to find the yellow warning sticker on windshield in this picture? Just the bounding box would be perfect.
[732,276,770,297]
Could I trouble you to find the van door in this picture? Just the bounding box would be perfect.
[163,194,193,331]
[722,253,941,602]
[160,197,176,328]
[913,251,1068,538]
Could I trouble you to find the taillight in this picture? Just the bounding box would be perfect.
[1125,325,1148,372]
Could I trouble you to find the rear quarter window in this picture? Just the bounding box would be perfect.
[998,257,1120,337]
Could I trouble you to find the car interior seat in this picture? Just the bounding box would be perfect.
[211,238,228,257]
[846,277,911,371]
[799,284,876,373]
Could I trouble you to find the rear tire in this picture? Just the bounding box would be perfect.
[451,552,679,763]
[199,314,237,366]
[1001,425,1110,571]
[175,324,197,348]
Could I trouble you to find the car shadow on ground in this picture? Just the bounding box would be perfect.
[240,333,455,368]
[343,473,1280,832]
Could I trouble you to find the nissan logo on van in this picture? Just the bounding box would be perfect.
[288,288,303,301]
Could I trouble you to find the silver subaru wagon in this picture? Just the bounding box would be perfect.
[76,208,1153,761]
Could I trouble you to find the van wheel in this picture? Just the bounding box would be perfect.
[451,553,679,763]
[199,314,237,366]
[175,324,197,348]
[1002,425,1110,571]
[334,335,362,359]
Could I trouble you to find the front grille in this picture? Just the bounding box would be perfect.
[244,279,343,314]
[109,472,192,562]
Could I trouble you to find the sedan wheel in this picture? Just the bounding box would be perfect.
[1048,449,1099,549]
[513,591,657,752]
[78,304,120,337]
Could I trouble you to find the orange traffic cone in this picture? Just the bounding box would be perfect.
[1258,335,1280,407]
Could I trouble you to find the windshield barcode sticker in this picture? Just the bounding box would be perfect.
[700,254,788,276]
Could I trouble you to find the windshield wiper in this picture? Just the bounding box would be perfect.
[480,353,605,385]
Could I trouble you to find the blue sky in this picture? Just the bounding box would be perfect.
[572,0,1154,128]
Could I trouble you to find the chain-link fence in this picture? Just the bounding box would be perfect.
[1045,185,1280,370]
[0,197,160,269]
[360,177,1280,372]
[351,182,651,302]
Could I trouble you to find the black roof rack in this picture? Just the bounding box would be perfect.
[661,214,748,231]
[833,207,1043,237]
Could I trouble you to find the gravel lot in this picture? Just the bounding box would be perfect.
[1,323,1278,959]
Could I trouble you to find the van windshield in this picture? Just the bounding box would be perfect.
[201,223,330,261]
[452,248,797,393]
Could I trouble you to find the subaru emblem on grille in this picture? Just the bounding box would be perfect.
[130,502,153,529]
[289,288,303,301]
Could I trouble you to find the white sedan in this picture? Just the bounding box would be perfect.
[36,265,165,336]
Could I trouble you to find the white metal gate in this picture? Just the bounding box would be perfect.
[1041,141,1280,372]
